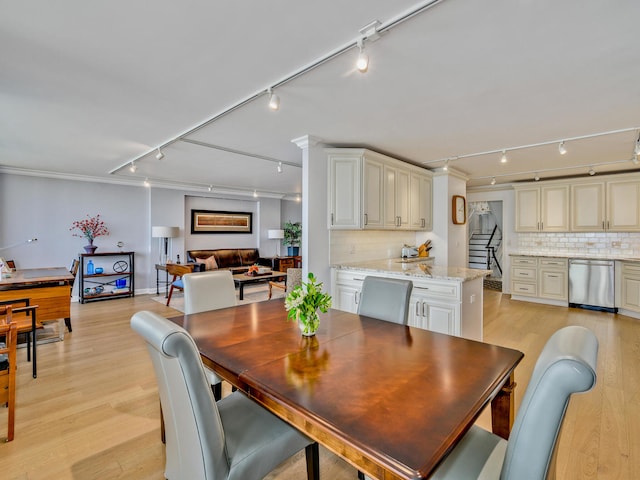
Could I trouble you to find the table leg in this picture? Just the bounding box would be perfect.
[32,308,37,378]
[156,268,160,295]
[239,284,245,300]
[491,372,515,439]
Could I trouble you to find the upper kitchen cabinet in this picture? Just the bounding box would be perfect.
[327,148,432,231]
[328,151,361,229]
[571,177,640,232]
[515,184,570,232]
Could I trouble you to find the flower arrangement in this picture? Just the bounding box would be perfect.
[285,272,332,336]
[247,264,260,275]
[70,214,110,242]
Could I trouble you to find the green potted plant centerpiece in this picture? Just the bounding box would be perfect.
[283,221,301,256]
[285,272,332,336]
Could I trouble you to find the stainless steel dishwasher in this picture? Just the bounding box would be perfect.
[568,258,617,312]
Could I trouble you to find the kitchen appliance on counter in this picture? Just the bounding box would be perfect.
[568,258,617,313]
[402,245,418,258]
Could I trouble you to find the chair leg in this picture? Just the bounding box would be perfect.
[212,382,222,401]
[268,283,273,300]
[305,443,320,480]
[357,471,365,480]
[166,285,174,307]
[64,317,72,332]
[160,400,165,444]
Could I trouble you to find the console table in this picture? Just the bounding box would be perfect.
[270,256,302,272]
[78,252,135,303]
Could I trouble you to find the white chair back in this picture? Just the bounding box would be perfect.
[183,270,236,314]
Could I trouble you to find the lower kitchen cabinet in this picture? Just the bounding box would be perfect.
[510,256,568,306]
[331,267,483,341]
[618,261,640,315]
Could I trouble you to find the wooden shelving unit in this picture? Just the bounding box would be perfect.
[78,251,135,303]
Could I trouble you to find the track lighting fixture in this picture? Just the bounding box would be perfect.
[208,185,213,192]
[253,190,258,198]
[534,173,540,181]
[443,159,449,171]
[635,137,640,156]
[143,178,150,187]
[632,157,640,166]
[155,148,164,160]
[268,88,280,111]
[588,167,596,176]
[490,177,496,185]
[129,162,137,173]
[277,161,283,173]
[356,39,369,72]
[500,150,507,163]
[558,141,567,155]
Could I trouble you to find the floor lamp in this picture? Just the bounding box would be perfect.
[268,229,284,257]
[152,226,179,264]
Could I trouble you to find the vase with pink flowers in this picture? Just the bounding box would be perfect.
[70,214,110,253]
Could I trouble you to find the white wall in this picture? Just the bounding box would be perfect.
[0,173,291,296]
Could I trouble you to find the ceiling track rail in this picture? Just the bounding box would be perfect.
[109,0,448,176]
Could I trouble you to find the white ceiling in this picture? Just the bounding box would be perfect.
[2,0,640,197]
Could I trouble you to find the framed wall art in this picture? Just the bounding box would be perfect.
[190,210,253,234]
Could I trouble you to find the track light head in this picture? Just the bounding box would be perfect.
[143,178,150,187]
[277,161,283,173]
[356,39,369,72]
[490,177,496,185]
[635,139,640,156]
[253,190,258,198]
[268,88,280,110]
[632,157,640,166]
[500,150,507,163]
[559,141,567,155]
[534,173,540,181]
[588,167,596,176]
[129,162,137,173]
[443,159,449,172]
[155,148,164,160]
[208,185,213,192]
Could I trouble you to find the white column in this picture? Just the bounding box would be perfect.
[291,135,330,286]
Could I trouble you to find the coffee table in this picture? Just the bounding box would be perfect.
[232,271,286,300]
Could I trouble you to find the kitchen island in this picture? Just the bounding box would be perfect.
[331,259,490,341]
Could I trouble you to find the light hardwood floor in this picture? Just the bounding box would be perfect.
[0,291,638,479]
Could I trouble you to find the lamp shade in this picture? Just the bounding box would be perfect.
[152,226,179,238]
[268,229,285,240]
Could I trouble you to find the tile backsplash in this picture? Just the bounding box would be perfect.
[516,232,640,258]
[330,230,418,264]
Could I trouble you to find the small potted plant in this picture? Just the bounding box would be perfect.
[70,214,110,253]
[285,272,332,336]
[283,221,302,256]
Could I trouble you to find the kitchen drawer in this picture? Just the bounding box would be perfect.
[512,267,537,281]
[511,281,537,296]
[540,258,568,268]
[622,262,640,276]
[335,270,367,285]
[512,257,537,266]
[412,280,460,302]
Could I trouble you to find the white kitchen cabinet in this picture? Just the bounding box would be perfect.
[383,164,411,229]
[327,148,432,231]
[328,152,361,229]
[538,258,568,301]
[571,179,640,232]
[362,157,384,229]
[510,256,568,305]
[410,172,432,231]
[409,289,459,335]
[331,267,483,341]
[515,185,569,232]
[618,262,640,313]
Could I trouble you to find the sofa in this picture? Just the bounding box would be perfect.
[186,248,270,274]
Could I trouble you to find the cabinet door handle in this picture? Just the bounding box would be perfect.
[331,213,334,225]
[355,291,360,305]
[421,218,425,228]
[540,222,543,230]
[548,274,559,278]
[364,213,368,225]
[607,220,610,230]
[415,302,421,316]
[421,302,428,319]
[602,220,605,230]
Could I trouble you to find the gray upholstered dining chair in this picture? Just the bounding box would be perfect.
[429,325,598,480]
[131,310,319,480]
[357,276,413,324]
[183,270,236,401]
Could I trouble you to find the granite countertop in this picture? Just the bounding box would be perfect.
[333,258,491,282]
[510,252,640,262]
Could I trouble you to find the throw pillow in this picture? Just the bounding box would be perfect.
[196,255,218,271]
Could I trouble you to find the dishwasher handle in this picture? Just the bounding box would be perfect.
[569,259,614,267]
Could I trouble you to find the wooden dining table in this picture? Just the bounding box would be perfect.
[170,300,524,480]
